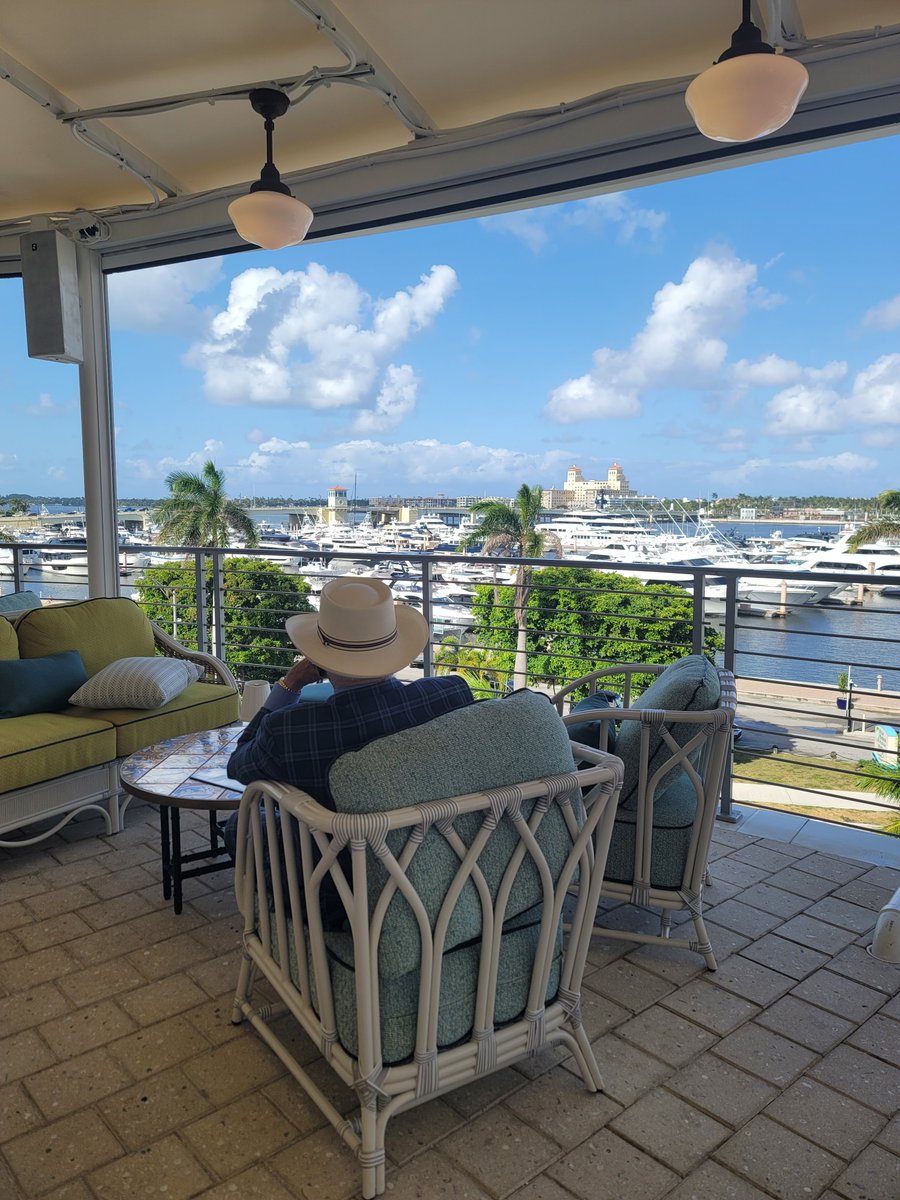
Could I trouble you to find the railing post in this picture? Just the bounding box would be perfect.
[210,550,226,661]
[421,557,434,677]
[13,545,24,593]
[717,573,740,822]
[194,551,208,654]
[691,570,705,654]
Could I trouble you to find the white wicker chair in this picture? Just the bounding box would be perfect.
[231,692,622,1198]
[553,659,736,970]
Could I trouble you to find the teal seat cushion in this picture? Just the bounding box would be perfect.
[604,772,697,890]
[0,650,88,718]
[273,904,562,1064]
[0,591,42,614]
[615,655,720,809]
[328,689,581,980]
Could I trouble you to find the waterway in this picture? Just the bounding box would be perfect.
[5,517,898,692]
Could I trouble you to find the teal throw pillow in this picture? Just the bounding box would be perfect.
[567,691,620,755]
[0,649,88,718]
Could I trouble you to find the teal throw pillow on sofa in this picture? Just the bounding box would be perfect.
[0,649,88,718]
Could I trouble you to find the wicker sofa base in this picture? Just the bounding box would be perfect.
[0,762,121,848]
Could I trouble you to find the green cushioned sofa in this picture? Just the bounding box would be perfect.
[0,597,239,847]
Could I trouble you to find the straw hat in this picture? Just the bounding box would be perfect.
[285,577,429,679]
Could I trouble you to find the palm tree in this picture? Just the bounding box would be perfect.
[458,484,561,689]
[152,460,259,549]
[848,489,900,551]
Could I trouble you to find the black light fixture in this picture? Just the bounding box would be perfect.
[228,88,313,249]
[685,0,809,142]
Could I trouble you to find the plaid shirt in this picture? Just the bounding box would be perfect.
[228,675,474,807]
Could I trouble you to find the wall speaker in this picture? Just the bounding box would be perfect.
[20,230,84,364]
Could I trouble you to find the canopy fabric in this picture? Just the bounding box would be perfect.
[1,0,898,268]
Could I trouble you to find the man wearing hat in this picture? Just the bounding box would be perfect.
[226,576,474,802]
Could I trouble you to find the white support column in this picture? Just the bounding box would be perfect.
[77,244,119,596]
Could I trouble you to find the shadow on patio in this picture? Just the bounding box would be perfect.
[0,800,898,1199]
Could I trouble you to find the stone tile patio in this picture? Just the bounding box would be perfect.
[0,801,898,1200]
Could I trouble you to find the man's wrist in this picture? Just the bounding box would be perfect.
[276,676,305,695]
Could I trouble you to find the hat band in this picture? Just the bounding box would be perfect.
[317,625,398,653]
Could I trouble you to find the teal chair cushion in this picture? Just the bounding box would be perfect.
[328,689,581,979]
[0,591,42,614]
[615,655,720,809]
[604,772,697,890]
[567,691,619,755]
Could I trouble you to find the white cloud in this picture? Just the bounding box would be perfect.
[25,393,71,417]
[564,193,668,243]
[863,294,900,330]
[108,258,223,334]
[546,250,760,423]
[234,437,571,493]
[480,193,668,253]
[350,364,420,434]
[0,453,18,472]
[188,263,457,423]
[46,466,65,480]
[766,353,900,436]
[785,452,877,472]
[710,457,771,486]
[480,210,550,252]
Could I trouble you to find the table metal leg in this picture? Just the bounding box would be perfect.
[159,806,172,901]
[171,808,184,915]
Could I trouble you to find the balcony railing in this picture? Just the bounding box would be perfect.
[6,540,900,841]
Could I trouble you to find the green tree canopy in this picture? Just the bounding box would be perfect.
[136,556,312,683]
[152,460,259,548]
[848,489,900,551]
[467,566,722,694]
[457,483,561,687]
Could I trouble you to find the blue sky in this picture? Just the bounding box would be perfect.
[3,133,899,501]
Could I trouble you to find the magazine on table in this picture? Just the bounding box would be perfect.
[190,767,244,792]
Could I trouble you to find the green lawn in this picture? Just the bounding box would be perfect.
[732,749,870,792]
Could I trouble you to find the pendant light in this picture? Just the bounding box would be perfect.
[685,0,809,143]
[228,89,313,250]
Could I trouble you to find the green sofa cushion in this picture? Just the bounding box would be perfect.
[16,597,155,677]
[0,712,117,794]
[328,689,581,979]
[604,772,698,890]
[615,655,721,808]
[69,656,203,709]
[0,617,20,661]
[0,650,88,718]
[69,681,240,757]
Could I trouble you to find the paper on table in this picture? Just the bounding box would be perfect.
[190,767,244,792]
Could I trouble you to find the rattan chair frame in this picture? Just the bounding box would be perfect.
[553,663,736,970]
[231,750,623,1198]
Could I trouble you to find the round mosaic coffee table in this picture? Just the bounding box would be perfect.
[120,723,245,914]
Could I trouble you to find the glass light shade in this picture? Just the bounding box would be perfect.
[228,189,314,249]
[685,54,809,142]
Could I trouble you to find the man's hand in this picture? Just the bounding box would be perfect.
[280,658,324,692]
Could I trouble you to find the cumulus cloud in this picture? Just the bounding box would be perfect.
[766,353,900,436]
[863,294,900,330]
[25,393,72,417]
[126,439,226,482]
[187,263,457,425]
[710,457,771,486]
[0,453,18,472]
[108,258,224,334]
[234,437,571,493]
[564,193,668,243]
[481,193,667,253]
[350,364,420,434]
[46,466,65,480]
[546,250,760,423]
[785,452,877,472]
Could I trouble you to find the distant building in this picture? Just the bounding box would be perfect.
[321,485,348,525]
[542,463,633,509]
